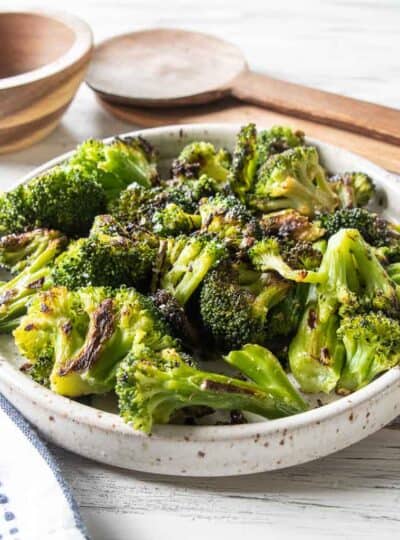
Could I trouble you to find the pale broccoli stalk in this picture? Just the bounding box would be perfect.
[225,344,308,412]
[337,312,400,393]
[116,345,302,433]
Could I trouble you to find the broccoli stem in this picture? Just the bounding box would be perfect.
[225,344,308,412]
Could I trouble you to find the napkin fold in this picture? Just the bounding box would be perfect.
[0,394,89,540]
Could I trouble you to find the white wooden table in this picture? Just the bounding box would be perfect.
[2,1,400,538]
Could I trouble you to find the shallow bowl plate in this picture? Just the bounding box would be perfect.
[0,124,399,477]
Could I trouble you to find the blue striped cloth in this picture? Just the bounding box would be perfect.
[0,395,89,540]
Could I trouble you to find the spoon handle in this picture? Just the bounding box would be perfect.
[231,71,400,145]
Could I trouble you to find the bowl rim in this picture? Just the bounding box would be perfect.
[0,8,93,91]
[2,122,400,443]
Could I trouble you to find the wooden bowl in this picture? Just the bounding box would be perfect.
[0,10,92,154]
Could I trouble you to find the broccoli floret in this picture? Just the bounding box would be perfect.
[159,235,227,305]
[317,208,395,247]
[107,183,161,225]
[337,312,400,393]
[14,286,176,396]
[0,185,34,235]
[0,230,67,332]
[250,146,338,216]
[52,215,158,290]
[199,193,259,250]
[165,175,224,212]
[171,142,231,184]
[152,203,201,236]
[200,261,291,350]
[259,209,325,243]
[228,123,258,201]
[225,344,308,412]
[68,136,159,199]
[116,344,301,433]
[267,283,309,338]
[329,172,375,208]
[249,237,322,283]
[289,289,345,393]
[257,125,305,163]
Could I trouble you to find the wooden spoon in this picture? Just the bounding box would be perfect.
[86,28,400,145]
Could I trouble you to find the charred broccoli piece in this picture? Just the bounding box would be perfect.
[267,283,309,338]
[171,141,231,184]
[259,209,325,243]
[159,235,227,305]
[200,261,291,350]
[68,136,159,199]
[199,193,259,250]
[317,208,397,247]
[329,172,375,208]
[0,230,67,332]
[225,344,308,412]
[249,237,322,283]
[116,344,301,433]
[152,203,201,236]
[250,146,338,216]
[52,215,158,290]
[228,123,258,201]
[14,286,176,396]
[337,311,400,393]
[0,185,34,236]
[289,288,345,394]
[257,125,305,163]
[165,175,224,212]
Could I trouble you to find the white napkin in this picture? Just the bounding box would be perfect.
[0,395,89,540]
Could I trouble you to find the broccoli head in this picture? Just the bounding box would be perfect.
[0,185,34,236]
[151,203,201,236]
[259,209,325,243]
[337,312,400,393]
[257,125,305,163]
[0,229,67,332]
[116,344,302,433]
[228,123,258,201]
[266,283,309,338]
[52,215,158,290]
[171,141,231,184]
[165,175,224,212]
[68,136,159,199]
[200,261,291,350]
[329,172,375,208]
[251,146,338,216]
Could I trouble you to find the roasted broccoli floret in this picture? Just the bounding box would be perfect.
[68,136,159,199]
[0,185,34,236]
[329,172,375,208]
[337,312,400,393]
[165,174,224,212]
[116,344,301,433]
[228,123,258,201]
[52,215,158,290]
[0,230,66,331]
[289,289,345,393]
[249,237,322,283]
[171,142,231,184]
[159,235,227,305]
[259,209,325,243]
[250,146,338,216]
[257,125,305,163]
[14,286,176,396]
[152,203,201,236]
[225,344,308,412]
[267,283,309,338]
[200,261,291,350]
[199,193,259,250]
[317,208,397,247]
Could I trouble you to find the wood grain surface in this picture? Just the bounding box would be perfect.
[1,1,400,538]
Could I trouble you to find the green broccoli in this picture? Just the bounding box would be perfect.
[267,283,309,338]
[259,209,325,243]
[200,261,291,350]
[328,172,375,208]
[257,125,305,163]
[159,235,227,305]
[165,174,224,212]
[250,146,338,216]
[68,136,159,199]
[52,215,158,290]
[225,344,308,412]
[337,312,400,393]
[289,289,345,393]
[0,230,67,332]
[199,193,259,250]
[0,185,34,235]
[171,142,231,184]
[116,344,302,433]
[228,123,258,201]
[152,203,201,236]
[14,286,176,396]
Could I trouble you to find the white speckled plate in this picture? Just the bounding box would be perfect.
[1,124,400,477]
